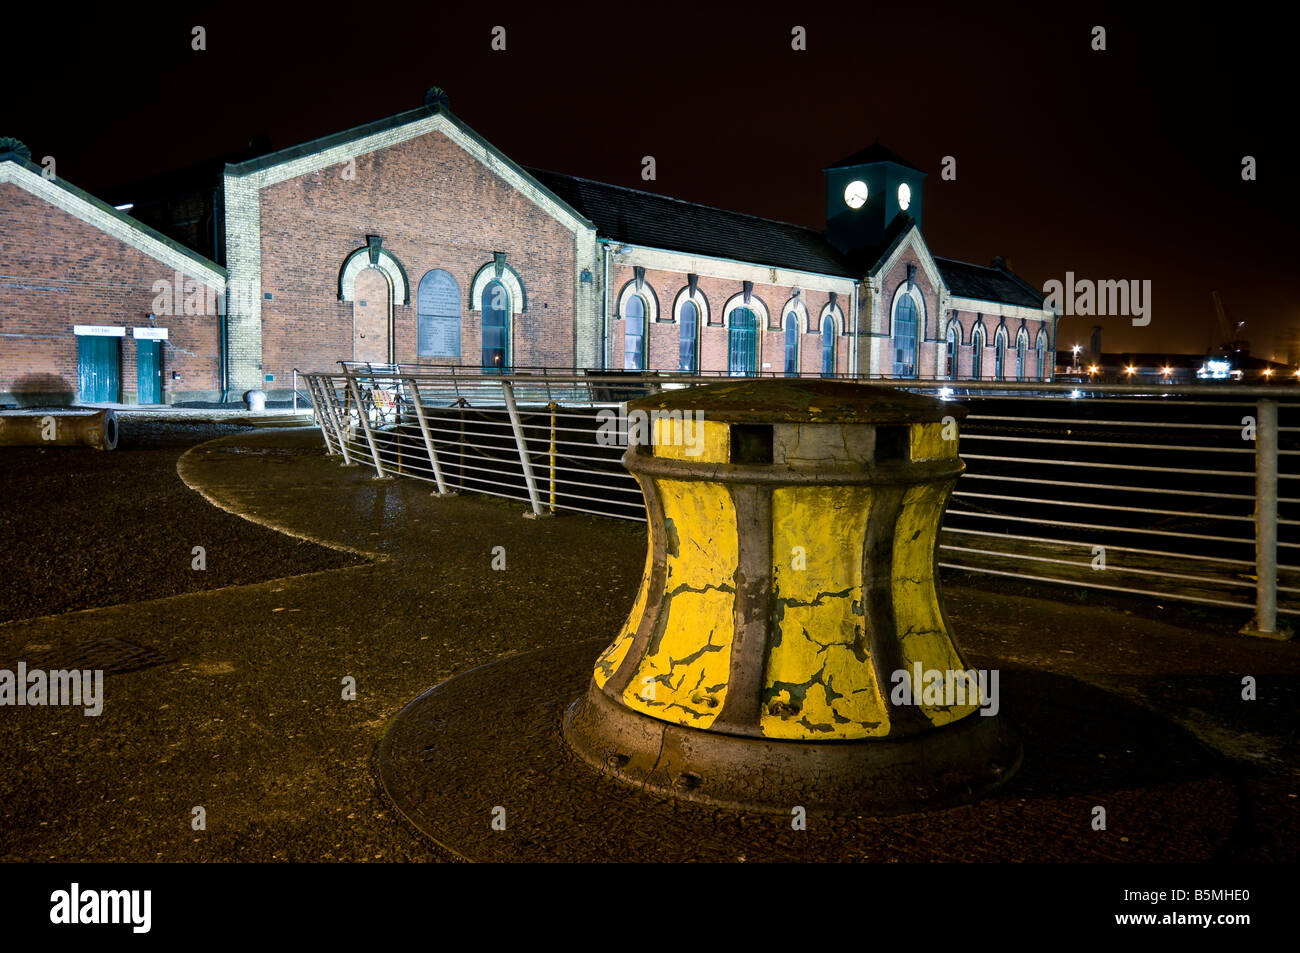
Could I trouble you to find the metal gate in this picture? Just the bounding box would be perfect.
[77,335,120,403]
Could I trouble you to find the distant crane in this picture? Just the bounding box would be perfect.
[1210,289,1249,357]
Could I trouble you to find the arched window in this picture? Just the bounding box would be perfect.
[1036,331,1047,380]
[821,315,836,377]
[624,294,646,370]
[972,326,985,379]
[893,293,919,378]
[729,307,758,376]
[482,279,509,371]
[1016,329,1029,381]
[679,300,698,372]
[995,328,1007,381]
[945,322,959,379]
[784,313,799,377]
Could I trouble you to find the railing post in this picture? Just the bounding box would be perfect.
[548,400,558,514]
[345,370,391,481]
[1243,398,1291,639]
[321,375,355,466]
[303,375,336,455]
[404,376,452,496]
[501,380,545,517]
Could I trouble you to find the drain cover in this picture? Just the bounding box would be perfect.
[10,638,173,677]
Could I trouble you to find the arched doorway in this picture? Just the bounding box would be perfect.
[353,267,391,363]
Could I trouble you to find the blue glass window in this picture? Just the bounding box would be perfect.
[482,280,509,371]
[624,295,645,370]
[784,313,799,376]
[679,300,698,372]
[728,307,758,376]
[893,295,918,378]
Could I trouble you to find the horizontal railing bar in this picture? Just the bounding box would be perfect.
[955,472,1256,502]
[938,562,1269,612]
[960,433,1253,453]
[950,490,1254,522]
[939,545,1256,588]
[945,509,1254,544]
[941,526,1257,566]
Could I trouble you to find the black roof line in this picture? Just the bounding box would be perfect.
[525,167,831,238]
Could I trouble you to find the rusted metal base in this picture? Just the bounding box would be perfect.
[563,681,1021,815]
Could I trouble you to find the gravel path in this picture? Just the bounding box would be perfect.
[0,418,361,624]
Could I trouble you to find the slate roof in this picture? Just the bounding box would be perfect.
[824,143,922,172]
[526,168,856,278]
[934,256,1045,309]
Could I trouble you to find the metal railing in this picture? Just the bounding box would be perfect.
[297,365,1298,634]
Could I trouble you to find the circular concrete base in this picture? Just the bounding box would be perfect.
[377,638,1244,862]
[562,682,1020,815]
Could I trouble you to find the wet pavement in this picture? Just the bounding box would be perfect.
[0,425,1296,861]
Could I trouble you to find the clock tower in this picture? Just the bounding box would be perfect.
[824,143,925,258]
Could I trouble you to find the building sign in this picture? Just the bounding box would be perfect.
[73,325,126,337]
[132,327,169,340]
[417,269,461,358]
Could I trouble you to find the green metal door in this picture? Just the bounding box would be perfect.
[136,339,162,404]
[77,335,120,403]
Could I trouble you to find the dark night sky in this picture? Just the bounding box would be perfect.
[5,2,1297,358]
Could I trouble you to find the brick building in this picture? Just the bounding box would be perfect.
[0,139,225,405]
[1,91,1056,405]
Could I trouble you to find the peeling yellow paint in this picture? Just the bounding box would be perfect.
[762,485,890,739]
[653,418,729,463]
[620,479,737,728]
[593,525,652,689]
[892,481,978,725]
[910,422,957,461]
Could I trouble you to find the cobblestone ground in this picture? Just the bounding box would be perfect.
[0,424,1294,861]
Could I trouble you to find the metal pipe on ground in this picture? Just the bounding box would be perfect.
[0,410,118,450]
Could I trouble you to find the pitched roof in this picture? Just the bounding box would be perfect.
[0,154,226,284]
[824,143,922,172]
[934,256,1044,309]
[526,168,856,277]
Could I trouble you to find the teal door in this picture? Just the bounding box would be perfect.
[77,336,120,403]
[136,340,162,404]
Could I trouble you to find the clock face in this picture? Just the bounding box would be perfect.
[897,182,912,211]
[843,180,868,209]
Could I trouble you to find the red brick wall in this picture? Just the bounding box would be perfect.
[946,309,1051,380]
[606,264,846,375]
[255,130,577,380]
[0,181,221,403]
